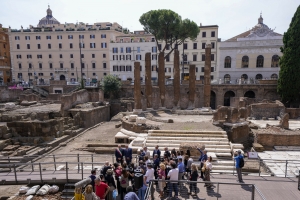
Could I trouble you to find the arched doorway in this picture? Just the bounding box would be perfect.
[60,75,66,80]
[210,91,216,109]
[244,91,255,98]
[224,91,235,106]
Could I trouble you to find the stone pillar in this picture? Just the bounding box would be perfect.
[173,49,180,108]
[188,65,196,109]
[204,44,212,108]
[158,52,165,108]
[145,52,152,109]
[133,62,142,114]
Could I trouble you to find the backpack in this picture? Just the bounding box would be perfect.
[239,157,244,168]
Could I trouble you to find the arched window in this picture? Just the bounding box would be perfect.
[271,74,278,80]
[271,55,279,67]
[224,56,231,68]
[224,74,231,83]
[255,74,263,80]
[241,74,248,80]
[241,56,249,68]
[256,55,264,68]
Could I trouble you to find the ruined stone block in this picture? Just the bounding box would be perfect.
[136,117,146,124]
[128,115,137,122]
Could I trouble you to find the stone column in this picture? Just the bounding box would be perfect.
[158,52,165,108]
[145,52,152,109]
[173,49,180,109]
[133,62,142,114]
[188,65,196,109]
[204,44,212,108]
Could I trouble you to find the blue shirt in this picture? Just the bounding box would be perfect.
[234,155,244,168]
[178,162,185,173]
[197,148,207,162]
[124,192,140,200]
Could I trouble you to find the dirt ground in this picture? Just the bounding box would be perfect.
[0,185,23,199]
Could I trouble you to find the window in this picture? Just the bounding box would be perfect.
[27,54,32,59]
[140,65,142,71]
[200,76,204,80]
[81,54,84,58]
[241,74,248,80]
[120,47,124,53]
[103,63,106,68]
[101,43,107,48]
[166,44,170,50]
[201,67,204,72]
[184,43,188,49]
[60,63,63,68]
[68,35,73,39]
[152,47,157,52]
[49,54,52,58]
[69,43,73,49]
[193,43,197,49]
[271,55,279,67]
[211,54,214,61]
[25,36,30,40]
[49,63,53,68]
[196,67,198,72]
[242,56,249,68]
[90,34,95,39]
[36,36,41,40]
[101,34,106,38]
[104,73,107,76]
[50,73,53,76]
[28,72,32,76]
[151,38,155,42]
[256,55,264,68]
[126,47,131,53]
[119,55,125,60]
[92,54,95,58]
[59,43,62,48]
[103,54,106,58]
[90,43,96,48]
[120,65,125,71]
[202,43,206,49]
[126,55,131,60]
[70,54,73,58]
[152,54,157,60]
[113,55,118,60]
[27,44,30,49]
[60,54,63,58]
[37,54,42,58]
[37,44,41,49]
[136,55,142,60]
[137,47,141,53]
[57,35,62,39]
[166,55,170,62]
[18,63,22,69]
[71,73,74,76]
[183,54,187,61]
[17,73,22,78]
[202,32,206,37]
[80,43,85,48]
[113,47,118,53]
[271,74,278,80]
[81,63,85,68]
[211,42,215,49]
[126,65,132,71]
[39,63,42,69]
[79,35,84,39]
[151,65,157,71]
[70,63,74,68]
[113,65,118,71]
[224,56,231,68]
[92,63,96,68]
[202,54,205,61]
[211,31,215,37]
[211,67,214,72]
[158,44,162,50]
[193,54,197,61]
[256,74,263,80]
[16,54,22,59]
[46,36,51,40]
[48,44,51,49]
[29,63,32,68]
[17,44,20,49]
[15,36,20,40]
[93,73,96,76]
[224,74,231,83]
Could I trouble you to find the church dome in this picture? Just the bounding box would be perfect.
[38,5,60,27]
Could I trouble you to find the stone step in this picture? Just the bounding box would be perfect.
[215,153,232,157]
[149,133,228,138]
[145,140,229,145]
[144,143,230,149]
[148,130,227,135]
[146,137,229,141]
[144,146,231,153]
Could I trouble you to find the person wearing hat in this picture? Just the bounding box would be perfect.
[234,150,244,183]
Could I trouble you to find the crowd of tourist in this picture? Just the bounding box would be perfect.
[72,144,216,200]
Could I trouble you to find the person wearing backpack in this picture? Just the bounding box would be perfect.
[234,150,244,183]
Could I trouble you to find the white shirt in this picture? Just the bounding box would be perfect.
[167,168,179,181]
[144,150,150,158]
[177,155,183,159]
[145,159,151,166]
[206,161,212,170]
[145,168,154,183]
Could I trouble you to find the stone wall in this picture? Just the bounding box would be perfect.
[61,89,90,111]
[256,133,300,147]
[122,120,148,133]
[249,102,285,119]
[224,123,250,147]
[19,93,40,102]
[285,108,300,119]
[0,87,23,102]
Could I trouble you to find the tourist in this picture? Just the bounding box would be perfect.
[158,163,166,198]
[164,147,171,158]
[123,144,133,164]
[113,163,122,195]
[139,149,145,161]
[153,145,161,159]
[196,147,208,180]
[104,169,116,200]
[153,154,160,179]
[141,163,155,200]
[204,156,213,187]
[185,155,194,177]
[124,186,139,200]
[128,163,136,190]
[167,161,179,199]
[120,169,130,199]
[71,187,84,200]
[234,150,244,183]
[115,144,123,163]
[82,184,98,200]
[189,163,198,195]
[144,155,151,167]
[177,158,185,187]
[89,169,96,192]
[144,146,151,158]
[101,161,112,176]
[95,177,110,200]
[171,148,177,158]
[177,151,183,159]
[138,160,146,174]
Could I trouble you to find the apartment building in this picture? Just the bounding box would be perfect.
[110,31,158,81]
[158,24,219,81]
[0,24,11,84]
[8,6,124,84]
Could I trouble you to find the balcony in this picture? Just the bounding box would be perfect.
[54,68,68,73]
[180,61,190,65]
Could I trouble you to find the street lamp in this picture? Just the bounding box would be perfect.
[79,38,84,88]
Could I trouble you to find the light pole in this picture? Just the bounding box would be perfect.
[79,38,84,88]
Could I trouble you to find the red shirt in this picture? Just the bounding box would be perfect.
[95,182,108,199]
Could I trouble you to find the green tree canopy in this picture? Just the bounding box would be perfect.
[278,6,300,105]
[101,75,121,99]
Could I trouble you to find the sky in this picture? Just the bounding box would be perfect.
[0,0,299,40]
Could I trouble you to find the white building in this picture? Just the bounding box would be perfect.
[217,14,283,84]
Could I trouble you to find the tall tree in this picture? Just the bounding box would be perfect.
[101,75,121,99]
[278,6,300,105]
